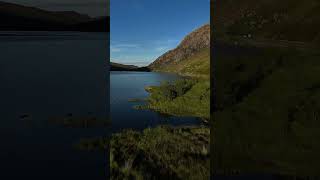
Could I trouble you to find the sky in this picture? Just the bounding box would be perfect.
[111,0,210,67]
[2,0,109,17]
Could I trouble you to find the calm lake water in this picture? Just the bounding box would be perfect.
[0,32,109,179]
[110,71,202,132]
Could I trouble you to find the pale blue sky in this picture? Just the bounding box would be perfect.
[111,0,210,67]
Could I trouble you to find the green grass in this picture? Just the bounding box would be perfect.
[110,126,210,180]
[213,43,320,176]
[74,126,210,179]
[141,47,210,120]
[142,78,210,120]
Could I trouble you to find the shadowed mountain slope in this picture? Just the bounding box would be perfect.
[214,0,320,43]
[0,1,109,32]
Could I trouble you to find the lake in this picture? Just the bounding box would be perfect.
[0,32,109,179]
[110,71,202,132]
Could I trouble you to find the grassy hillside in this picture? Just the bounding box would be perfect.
[213,43,320,176]
[153,48,210,78]
[214,0,320,43]
[213,1,320,175]
[142,24,210,121]
[149,24,210,76]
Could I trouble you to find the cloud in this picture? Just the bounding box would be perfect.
[153,39,179,52]
[154,39,179,45]
[114,44,140,48]
[155,46,169,52]
[110,43,141,53]
[110,38,181,66]
[111,47,121,52]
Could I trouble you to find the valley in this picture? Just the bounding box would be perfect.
[108,24,211,179]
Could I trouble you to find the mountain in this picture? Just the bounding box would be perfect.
[70,16,109,32]
[213,0,320,43]
[149,24,210,77]
[110,62,150,72]
[0,1,109,32]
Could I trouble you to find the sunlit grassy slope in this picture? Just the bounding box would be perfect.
[153,48,210,78]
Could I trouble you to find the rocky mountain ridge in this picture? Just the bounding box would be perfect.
[149,24,210,71]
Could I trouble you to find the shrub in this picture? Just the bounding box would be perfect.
[174,79,195,97]
[159,81,177,100]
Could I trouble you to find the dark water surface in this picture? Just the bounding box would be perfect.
[110,71,202,132]
[0,32,109,179]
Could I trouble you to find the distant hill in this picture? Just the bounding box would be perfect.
[214,0,320,43]
[0,1,109,32]
[70,17,109,32]
[110,62,150,72]
[149,24,210,77]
